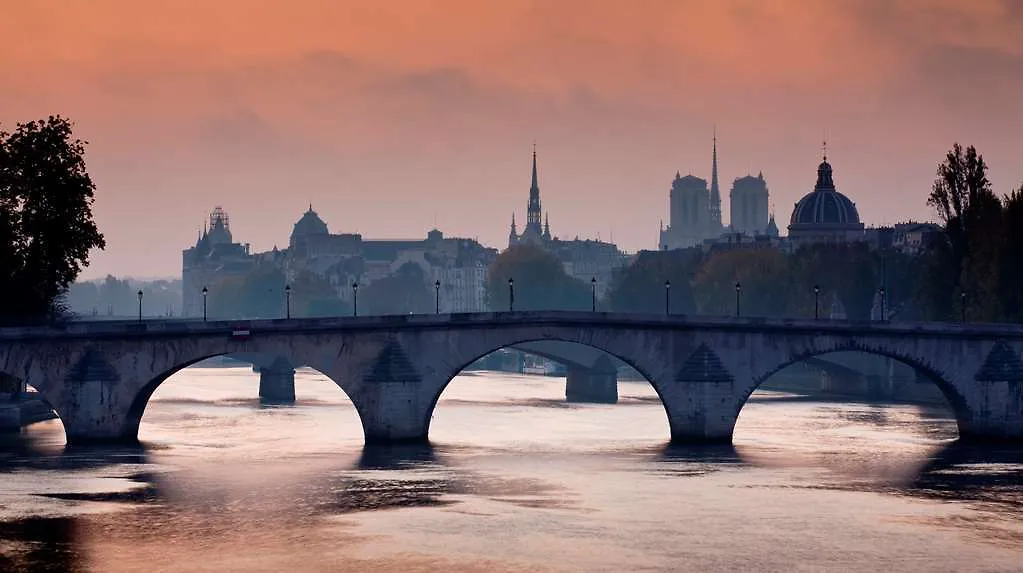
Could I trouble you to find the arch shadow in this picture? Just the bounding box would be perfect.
[124,352,362,444]
[421,336,669,443]
[908,441,1023,502]
[738,347,968,437]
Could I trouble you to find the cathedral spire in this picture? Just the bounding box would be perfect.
[531,143,538,191]
[543,212,551,240]
[525,144,542,235]
[709,126,722,229]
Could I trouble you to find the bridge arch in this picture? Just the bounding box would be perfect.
[129,351,361,441]
[735,344,970,438]
[415,334,671,444]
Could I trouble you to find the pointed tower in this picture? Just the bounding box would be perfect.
[508,213,518,248]
[709,127,722,231]
[525,145,543,237]
[543,212,551,240]
[514,144,545,246]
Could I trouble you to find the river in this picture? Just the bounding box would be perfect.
[1,367,1022,572]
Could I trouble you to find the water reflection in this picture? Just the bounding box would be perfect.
[2,370,1023,572]
[0,430,149,473]
[356,442,440,470]
[907,441,1023,510]
[0,517,83,573]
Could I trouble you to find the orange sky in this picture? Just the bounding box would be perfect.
[3,0,1022,278]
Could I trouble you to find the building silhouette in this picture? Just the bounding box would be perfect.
[787,151,865,245]
[659,134,726,249]
[729,173,771,236]
[508,147,551,248]
[507,147,629,297]
[182,205,497,317]
[181,207,254,317]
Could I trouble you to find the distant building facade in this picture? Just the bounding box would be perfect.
[182,206,497,317]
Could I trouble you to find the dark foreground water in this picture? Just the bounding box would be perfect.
[1,367,1022,572]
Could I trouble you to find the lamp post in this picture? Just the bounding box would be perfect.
[137,289,143,322]
[352,282,359,317]
[591,277,597,312]
[508,278,515,312]
[664,280,671,316]
[961,290,967,323]
[813,284,820,320]
[202,286,208,321]
[435,280,441,314]
[879,287,886,321]
[285,284,291,319]
[734,281,741,318]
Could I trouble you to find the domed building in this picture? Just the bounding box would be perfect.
[289,205,330,249]
[787,155,864,246]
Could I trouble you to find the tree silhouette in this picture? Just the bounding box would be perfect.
[0,116,105,324]
[362,262,432,315]
[487,245,589,311]
[606,249,700,314]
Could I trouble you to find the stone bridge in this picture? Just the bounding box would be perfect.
[1,311,1022,445]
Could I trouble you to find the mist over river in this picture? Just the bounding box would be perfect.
[1,367,1022,572]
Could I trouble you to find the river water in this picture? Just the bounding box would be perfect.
[1,367,1022,572]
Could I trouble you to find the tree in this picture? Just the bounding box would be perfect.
[208,264,287,319]
[487,245,589,311]
[291,270,348,317]
[361,262,432,315]
[999,186,1023,322]
[0,116,105,324]
[790,243,880,320]
[692,248,793,317]
[928,143,991,228]
[606,249,701,314]
[921,144,1006,322]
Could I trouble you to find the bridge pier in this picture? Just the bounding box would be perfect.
[258,357,296,404]
[355,381,430,443]
[661,381,738,444]
[957,379,1023,441]
[565,356,618,404]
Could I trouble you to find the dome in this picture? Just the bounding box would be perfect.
[290,205,329,247]
[789,159,861,226]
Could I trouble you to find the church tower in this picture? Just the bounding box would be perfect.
[709,128,722,231]
[525,146,543,237]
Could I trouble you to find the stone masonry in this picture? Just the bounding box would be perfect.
[0,311,1021,445]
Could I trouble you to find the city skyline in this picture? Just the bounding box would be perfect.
[4,0,1022,279]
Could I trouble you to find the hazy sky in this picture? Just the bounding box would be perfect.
[3,0,1022,278]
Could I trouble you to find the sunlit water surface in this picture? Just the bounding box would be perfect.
[2,367,1022,572]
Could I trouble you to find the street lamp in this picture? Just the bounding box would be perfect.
[202,286,208,321]
[813,284,820,320]
[591,277,597,312]
[435,280,441,314]
[285,284,291,319]
[352,282,359,317]
[664,280,671,316]
[137,289,143,322]
[879,287,886,322]
[734,281,741,318]
[508,278,515,312]
[961,290,967,323]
